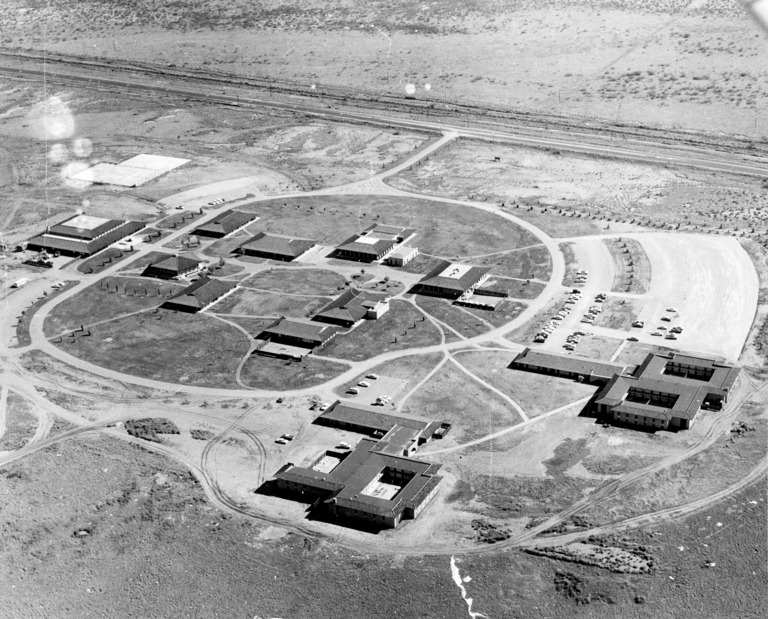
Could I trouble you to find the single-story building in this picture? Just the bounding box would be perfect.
[192,209,259,238]
[386,245,419,266]
[237,232,316,262]
[509,348,632,385]
[312,289,390,328]
[160,276,237,313]
[141,253,202,279]
[335,223,415,263]
[26,214,145,257]
[273,438,442,529]
[412,260,490,300]
[257,317,340,351]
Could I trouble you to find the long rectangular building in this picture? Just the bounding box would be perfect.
[26,214,145,257]
[412,260,490,299]
[509,348,632,384]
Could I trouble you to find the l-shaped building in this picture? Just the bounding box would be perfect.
[510,348,740,431]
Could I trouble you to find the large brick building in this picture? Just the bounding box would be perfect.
[335,223,414,263]
[312,289,389,328]
[510,348,741,431]
[412,260,490,300]
[25,214,144,257]
[160,276,237,313]
[141,253,202,279]
[192,209,258,238]
[237,232,316,262]
[272,402,448,529]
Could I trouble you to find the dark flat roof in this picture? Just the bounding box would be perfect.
[417,260,490,293]
[194,209,258,236]
[275,438,441,517]
[162,276,236,310]
[261,317,340,343]
[238,232,316,259]
[511,348,632,380]
[318,400,432,434]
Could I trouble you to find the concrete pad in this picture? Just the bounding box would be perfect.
[629,233,758,362]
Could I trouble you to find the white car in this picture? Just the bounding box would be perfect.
[319,402,330,411]
[666,307,678,312]
[366,374,379,380]
[357,381,370,388]
[347,387,360,395]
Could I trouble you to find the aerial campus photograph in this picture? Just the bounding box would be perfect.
[0,1,767,618]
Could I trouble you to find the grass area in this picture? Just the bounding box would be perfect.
[452,352,597,418]
[501,205,601,238]
[43,276,185,337]
[211,288,330,319]
[320,300,442,362]
[604,237,651,294]
[592,297,641,331]
[403,360,523,442]
[414,295,491,339]
[397,253,443,275]
[568,335,624,361]
[471,473,597,520]
[199,233,250,258]
[334,352,444,398]
[239,354,349,390]
[156,209,204,230]
[469,245,553,281]
[228,195,539,258]
[0,393,37,451]
[559,242,579,286]
[241,268,347,296]
[77,248,133,274]
[481,276,546,300]
[54,310,249,388]
[581,417,768,527]
[13,281,77,347]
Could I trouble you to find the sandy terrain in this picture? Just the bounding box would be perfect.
[6,2,767,136]
[629,233,759,361]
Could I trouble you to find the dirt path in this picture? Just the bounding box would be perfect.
[448,354,528,422]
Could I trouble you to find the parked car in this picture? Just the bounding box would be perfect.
[651,331,663,336]
[660,316,671,322]
[627,336,639,342]
[366,373,379,380]
[666,307,678,312]
[319,402,330,411]
[281,434,295,441]
[670,326,683,333]
[347,387,360,395]
[665,334,678,340]
[357,381,370,388]
[275,438,287,445]
[632,321,644,328]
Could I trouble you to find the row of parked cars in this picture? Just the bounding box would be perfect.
[628,308,684,341]
[533,293,578,343]
[346,373,379,395]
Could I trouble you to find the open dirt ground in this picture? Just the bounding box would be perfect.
[7,2,768,137]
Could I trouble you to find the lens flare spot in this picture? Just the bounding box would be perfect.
[424,83,432,91]
[28,96,76,140]
[73,137,93,158]
[48,143,68,164]
[405,83,416,95]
